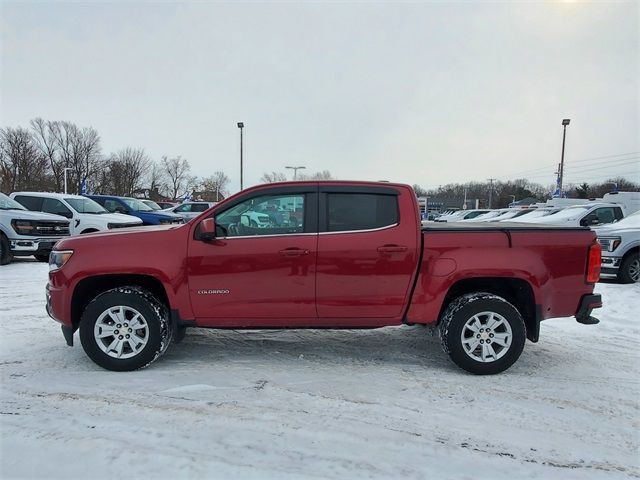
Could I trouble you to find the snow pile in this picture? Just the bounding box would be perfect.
[1,259,638,479]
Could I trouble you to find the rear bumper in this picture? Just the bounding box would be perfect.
[575,294,602,325]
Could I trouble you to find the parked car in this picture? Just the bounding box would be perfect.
[460,209,510,222]
[507,207,563,223]
[534,203,624,227]
[595,211,640,283]
[141,200,163,210]
[86,195,183,226]
[11,192,143,235]
[494,208,538,222]
[162,202,216,221]
[156,201,179,210]
[0,192,70,264]
[47,181,601,375]
[435,209,490,222]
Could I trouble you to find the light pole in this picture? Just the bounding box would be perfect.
[558,119,570,197]
[63,167,73,194]
[285,165,306,180]
[237,122,244,190]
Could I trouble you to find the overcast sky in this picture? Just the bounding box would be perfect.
[1,1,638,193]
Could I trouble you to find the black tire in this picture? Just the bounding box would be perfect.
[618,252,640,284]
[34,254,50,262]
[0,234,12,265]
[79,287,172,371]
[439,293,526,375]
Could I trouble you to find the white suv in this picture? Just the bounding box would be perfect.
[11,192,143,235]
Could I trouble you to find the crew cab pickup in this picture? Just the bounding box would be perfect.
[46,181,602,374]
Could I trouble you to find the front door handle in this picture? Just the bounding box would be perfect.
[279,248,310,257]
[377,244,408,253]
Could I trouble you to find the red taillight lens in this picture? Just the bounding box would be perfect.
[586,242,601,284]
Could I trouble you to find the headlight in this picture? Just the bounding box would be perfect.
[11,219,36,235]
[159,219,173,225]
[597,236,622,252]
[49,250,74,271]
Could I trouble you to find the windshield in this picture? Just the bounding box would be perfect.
[143,200,162,210]
[65,197,108,214]
[0,193,27,210]
[473,210,506,220]
[542,205,592,221]
[122,198,153,212]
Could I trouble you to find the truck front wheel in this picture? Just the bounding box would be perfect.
[439,293,526,375]
[0,234,12,265]
[618,252,639,283]
[79,287,172,371]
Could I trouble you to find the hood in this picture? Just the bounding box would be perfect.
[99,212,143,224]
[55,224,182,249]
[140,210,182,219]
[0,208,68,222]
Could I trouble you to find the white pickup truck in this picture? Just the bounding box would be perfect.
[11,192,143,235]
[0,192,70,264]
[595,211,640,283]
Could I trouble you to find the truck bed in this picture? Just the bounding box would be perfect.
[422,221,588,232]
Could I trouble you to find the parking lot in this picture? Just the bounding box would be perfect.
[0,258,638,479]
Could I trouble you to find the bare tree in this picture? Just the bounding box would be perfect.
[0,127,50,192]
[145,160,167,198]
[162,155,192,200]
[260,171,288,183]
[105,148,151,196]
[298,170,334,180]
[200,171,230,201]
[50,121,103,194]
[30,118,64,191]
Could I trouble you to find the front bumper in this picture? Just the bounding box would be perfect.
[10,237,64,255]
[575,294,602,325]
[600,255,621,277]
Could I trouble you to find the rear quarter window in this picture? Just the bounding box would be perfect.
[327,193,398,232]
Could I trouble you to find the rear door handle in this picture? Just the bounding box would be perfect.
[279,248,310,257]
[377,244,408,253]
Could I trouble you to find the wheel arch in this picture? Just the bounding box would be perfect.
[438,277,538,342]
[71,274,170,329]
[620,245,639,261]
[80,228,100,234]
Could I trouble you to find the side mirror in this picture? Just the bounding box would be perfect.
[115,206,127,214]
[200,217,216,241]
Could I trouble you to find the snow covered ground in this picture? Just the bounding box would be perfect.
[1,258,638,480]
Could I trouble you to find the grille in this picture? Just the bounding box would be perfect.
[35,221,70,236]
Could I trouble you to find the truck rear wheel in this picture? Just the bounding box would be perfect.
[79,287,172,371]
[0,234,12,265]
[439,293,526,375]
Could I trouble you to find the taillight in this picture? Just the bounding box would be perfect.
[586,242,601,284]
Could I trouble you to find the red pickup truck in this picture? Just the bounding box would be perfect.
[46,181,602,374]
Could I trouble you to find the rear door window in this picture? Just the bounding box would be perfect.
[14,195,43,211]
[326,193,398,232]
[192,204,209,212]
